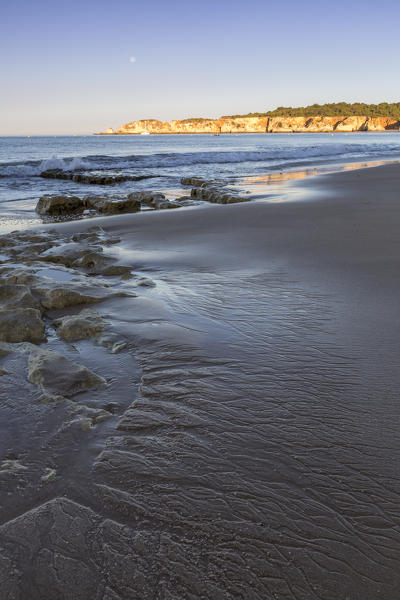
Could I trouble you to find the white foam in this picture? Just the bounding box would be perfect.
[38,156,91,172]
[0,156,91,177]
[1,141,400,178]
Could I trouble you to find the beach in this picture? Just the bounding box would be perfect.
[0,160,399,598]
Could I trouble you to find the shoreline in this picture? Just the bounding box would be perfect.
[2,154,400,235]
[1,163,400,598]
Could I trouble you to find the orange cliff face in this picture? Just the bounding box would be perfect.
[98,116,400,135]
[116,119,172,134]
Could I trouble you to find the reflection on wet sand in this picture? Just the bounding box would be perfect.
[234,159,400,201]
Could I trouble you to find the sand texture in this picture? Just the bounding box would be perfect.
[1,164,400,599]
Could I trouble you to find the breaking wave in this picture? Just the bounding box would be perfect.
[0,156,91,177]
[1,142,400,179]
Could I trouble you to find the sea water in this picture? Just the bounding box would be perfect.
[1,132,400,230]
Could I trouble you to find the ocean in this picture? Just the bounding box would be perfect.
[1,132,400,231]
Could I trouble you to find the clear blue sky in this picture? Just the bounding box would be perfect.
[1,0,400,135]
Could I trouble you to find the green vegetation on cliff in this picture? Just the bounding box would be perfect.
[179,118,212,123]
[223,102,400,119]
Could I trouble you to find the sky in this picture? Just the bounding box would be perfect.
[1,0,400,135]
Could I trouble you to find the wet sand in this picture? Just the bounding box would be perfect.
[1,163,400,599]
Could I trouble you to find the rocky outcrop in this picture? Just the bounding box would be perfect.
[40,169,155,185]
[28,348,106,398]
[101,115,400,135]
[181,177,249,204]
[114,119,173,135]
[220,116,270,133]
[53,310,105,342]
[36,195,84,215]
[88,195,142,214]
[35,192,186,220]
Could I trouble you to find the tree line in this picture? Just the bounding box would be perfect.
[223,102,400,119]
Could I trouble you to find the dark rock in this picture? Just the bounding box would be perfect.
[28,349,106,397]
[86,195,141,214]
[40,169,156,185]
[36,195,85,216]
[38,243,96,267]
[181,177,208,187]
[190,186,248,204]
[53,310,105,342]
[0,308,46,344]
[0,283,42,312]
[39,287,106,310]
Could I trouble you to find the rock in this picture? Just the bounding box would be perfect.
[28,348,106,397]
[115,119,173,134]
[10,241,55,259]
[73,174,118,185]
[127,191,180,210]
[176,196,192,205]
[40,170,155,185]
[127,191,165,204]
[138,194,180,210]
[157,200,181,210]
[85,195,141,214]
[0,283,41,312]
[190,186,248,204]
[53,310,105,341]
[108,115,400,135]
[181,177,208,187]
[100,264,132,277]
[72,251,111,270]
[35,190,180,219]
[71,231,101,244]
[181,178,245,204]
[38,243,101,267]
[1,269,40,286]
[39,169,72,180]
[38,287,106,310]
[0,308,46,344]
[98,333,127,354]
[36,195,85,216]
[334,116,369,132]
[137,277,156,287]
[0,235,16,249]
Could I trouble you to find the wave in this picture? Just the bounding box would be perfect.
[80,144,400,169]
[0,156,91,177]
[1,143,400,177]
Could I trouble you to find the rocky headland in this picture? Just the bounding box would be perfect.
[99,115,400,135]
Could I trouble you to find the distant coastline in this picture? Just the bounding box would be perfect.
[97,115,400,135]
[98,102,400,135]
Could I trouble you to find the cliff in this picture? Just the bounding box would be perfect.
[99,115,400,135]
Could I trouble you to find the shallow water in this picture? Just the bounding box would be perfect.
[35,267,77,282]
